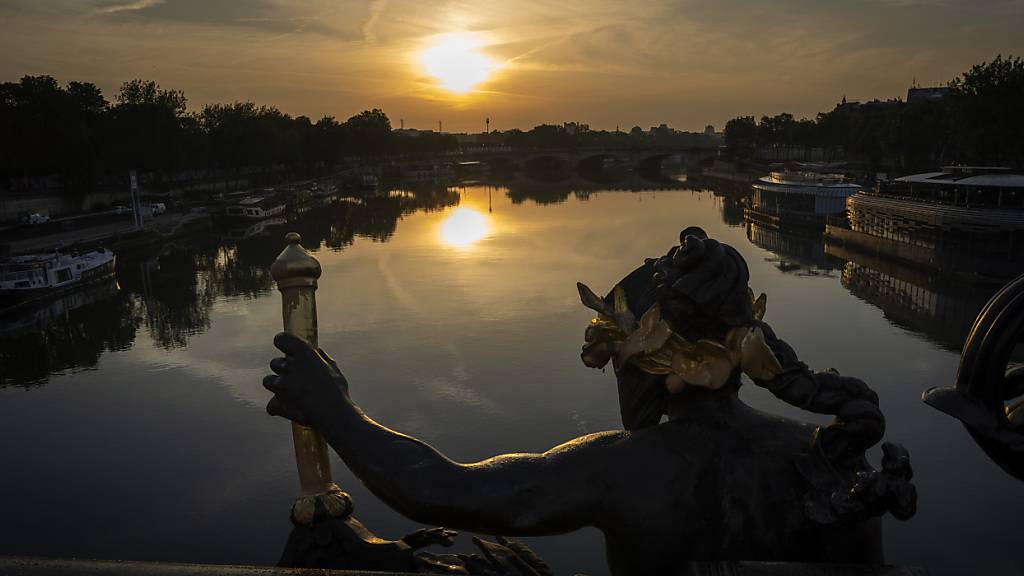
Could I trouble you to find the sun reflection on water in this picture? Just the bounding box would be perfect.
[439,206,490,248]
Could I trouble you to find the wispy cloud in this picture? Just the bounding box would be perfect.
[363,0,388,43]
[92,0,164,15]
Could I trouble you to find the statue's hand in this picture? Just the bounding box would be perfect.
[401,527,458,549]
[263,332,351,426]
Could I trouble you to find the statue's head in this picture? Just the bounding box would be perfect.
[578,227,780,429]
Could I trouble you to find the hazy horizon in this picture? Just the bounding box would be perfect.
[1,0,1022,132]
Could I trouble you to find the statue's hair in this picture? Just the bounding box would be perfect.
[608,227,753,429]
[652,226,753,341]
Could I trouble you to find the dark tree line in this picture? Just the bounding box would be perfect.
[501,123,716,151]
[0,77,454,196]
[1,74,724,198]
[723,55,1024,172]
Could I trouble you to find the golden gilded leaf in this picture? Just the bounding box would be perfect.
[753,292,767,321]
[616,303,673,367]
[740,326,784,380]
[671,339,738,390]
[665,373,686,394]
[612,285,637,332]
[577,282,613,316]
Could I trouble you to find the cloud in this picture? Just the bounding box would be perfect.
[92,0,164,15]
[363,0,388,43]
[83,0,360,38]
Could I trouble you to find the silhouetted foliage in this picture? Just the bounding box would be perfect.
[0,77,414,196]
[722,55,1024,172]
[947,55,1024,166]
[724,116,757,160]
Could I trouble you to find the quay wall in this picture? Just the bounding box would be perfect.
[1,177,254,223]
[0,191,134,223]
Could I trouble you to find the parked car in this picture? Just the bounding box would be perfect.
[150,202,167,216]
[20,212,51,226]
[112,205,131,215]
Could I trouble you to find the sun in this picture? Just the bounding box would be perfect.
[439,207,490,248]
[421,34,495,94]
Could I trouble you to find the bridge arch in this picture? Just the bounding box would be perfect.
[523,154,571,174]
[576,152,630,172]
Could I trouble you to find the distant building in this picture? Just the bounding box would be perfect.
[907,86,949,103]
[563,122,590,135]
[394,128,434,138]
[833,96,900,113]
[649,123,673,137]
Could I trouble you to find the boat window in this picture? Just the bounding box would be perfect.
[56,268,72,283]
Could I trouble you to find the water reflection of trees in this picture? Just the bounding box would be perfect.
[498,175,693,205]
[0,188,460,387]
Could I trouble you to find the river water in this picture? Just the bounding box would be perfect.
[0,179,1021,575]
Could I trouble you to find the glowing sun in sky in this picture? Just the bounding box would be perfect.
[421,34,496,94]
[439,207,490,248]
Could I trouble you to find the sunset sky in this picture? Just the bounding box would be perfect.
[1,0,1021,132]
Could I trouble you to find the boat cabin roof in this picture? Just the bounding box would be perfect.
[895,169,1024,188]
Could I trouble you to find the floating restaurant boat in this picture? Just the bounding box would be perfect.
[0,248,116,298]
[826,166,1024,278]
[746,167,862,229]
[224,196,286,220]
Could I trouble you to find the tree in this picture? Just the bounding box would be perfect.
[345,109,392,156]
[723,116,758,160]
[948,54,1024,166]
[109,79,189,175]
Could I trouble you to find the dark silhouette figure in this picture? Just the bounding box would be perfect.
[264,227,915,575]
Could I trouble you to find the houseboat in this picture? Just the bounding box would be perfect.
[224,196,285,220]
[746,168,862,230]
[0,248,116,298]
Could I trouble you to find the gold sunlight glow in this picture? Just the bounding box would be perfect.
[421,34,495,94]
[439,207,490,248]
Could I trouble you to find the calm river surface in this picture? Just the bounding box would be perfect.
[1,180,1021,575]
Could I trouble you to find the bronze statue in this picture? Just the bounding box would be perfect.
[263,227,915,575]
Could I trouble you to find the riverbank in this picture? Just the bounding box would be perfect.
[1,211,212,256]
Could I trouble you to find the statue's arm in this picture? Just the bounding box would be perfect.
[751,321,885,460]
[264,333,618,536]
[324,408,619,535]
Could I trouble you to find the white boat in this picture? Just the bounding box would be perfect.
[749,170,862,227]
[0,248,116,297]
[224,196,285,220]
